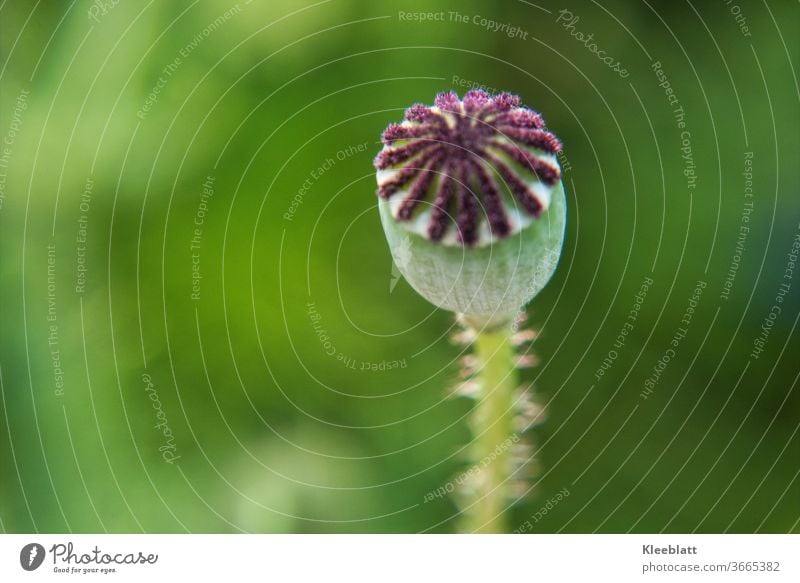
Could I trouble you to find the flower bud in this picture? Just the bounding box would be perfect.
[374,90,566,319]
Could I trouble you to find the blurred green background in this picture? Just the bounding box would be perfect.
[0,0,798,533]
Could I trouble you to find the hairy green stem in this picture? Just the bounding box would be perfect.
[461,319,517,533]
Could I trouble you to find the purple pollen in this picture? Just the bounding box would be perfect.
[375,91,562,246]
[493,92,521,111]
[434,91,462,112]
[405,104,435,122]
[463,89,491,113]
[494,109,545,129]
[381,123,433,144]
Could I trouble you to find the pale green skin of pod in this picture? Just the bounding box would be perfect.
[379,181,567,318]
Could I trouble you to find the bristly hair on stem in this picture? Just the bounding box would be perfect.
[448,312,546,533]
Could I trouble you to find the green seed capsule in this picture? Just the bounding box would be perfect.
[374,90,566,319]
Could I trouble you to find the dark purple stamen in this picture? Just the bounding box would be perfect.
[378,148,437,199]
[493,126,562,153]
[489,141,561,185]
[428,160,456,242]
[396,152,444,220]
[456,163,479,246]
[469,159,510,237]
[375,90,562,245]
[487,154,545,216]
[374,139,434,169]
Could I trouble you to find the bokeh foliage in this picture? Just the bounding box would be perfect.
[0,0,798,533]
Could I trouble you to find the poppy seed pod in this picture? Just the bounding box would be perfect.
[374,90,566,320]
